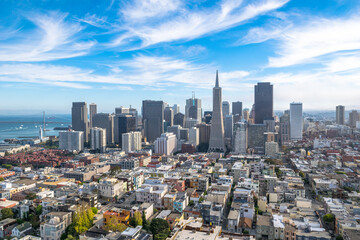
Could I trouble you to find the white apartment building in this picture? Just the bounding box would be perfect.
[231,162,249,183]
[122,131,141,153]
[189,127,199,147]
[59,130,84,152]
[90,127,106,153]
[40,217,66,240]
[98,178,123,198]
[154,133,177,155]
[136,184,168,208]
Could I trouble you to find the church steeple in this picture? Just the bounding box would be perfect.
[215,70,219,87]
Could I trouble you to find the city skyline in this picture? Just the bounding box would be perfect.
[1,0,360,114]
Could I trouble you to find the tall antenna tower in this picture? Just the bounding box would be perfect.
[43,111,46,138]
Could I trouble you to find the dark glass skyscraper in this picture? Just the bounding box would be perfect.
[254,82,273,124]
[232,101,242,116]
[116,115,136,145]
[142,100,165,142]
[92,113,114,145]
[72,102,89,142]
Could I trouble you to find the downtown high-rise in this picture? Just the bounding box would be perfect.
[142,100,165,142]
[336,105,345,125]
[71,102,89,142]
[254,82,273,124]
[290,102,303,140]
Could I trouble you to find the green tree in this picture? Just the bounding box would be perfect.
[104,217,127,232]
[323,214,334,222]
[189,200,195,206]
[199,196,205,203]
[299,171,305,178]
[91,207,98,215]
[0,177,4,181]
[65,234,76,240]
[142,211,149,231]
[2,164,12,169]
[336,235,343,240]
[129,211,143,227]
[1,208,14,219]
[150,218,170,240]
[35,205,42,215]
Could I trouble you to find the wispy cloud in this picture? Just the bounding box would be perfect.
[242,13,360,67]
[0,11,94,62]
[0,55,250,89]
[120,0,182,22]
[110,0,289,49]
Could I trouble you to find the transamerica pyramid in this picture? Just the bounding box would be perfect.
[208,70,225,152]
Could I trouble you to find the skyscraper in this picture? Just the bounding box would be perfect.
[71,102,89,142]
[349,110,359,128]
[92,113,114,145]
[233,121,247,154]
[336,105,345,125]
[142,100,165,142]
[115,107,129,115]
[222,101,230,119]
[243,109,250,121]
[254,82,273,124]
[172,104,180,115]
[232,101,242,123]
[90,127,106,153]
[115,115,136,145]
[224,115,233,139]
[89,103,97,128]
[164,107,174,127]
[232,101,243,116]
[185,95,202,122]
[174,112,185,127]
[280,110,290,145]
[248,124,266,154]
[290,102,303,140]
[208,71,225,152]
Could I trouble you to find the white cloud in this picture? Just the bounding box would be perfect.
[0,11,94,62]
[120,0,182,22]
[111,0,289,49]
[267,15,360,67]
[259,69,360,110]
[324,53,360,73]
[0,55,250,90]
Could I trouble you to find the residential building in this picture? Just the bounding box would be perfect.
[40,216,67,240]
[122,131,141,153]
[98,178,123,198]
[154,133,177,155]
[90,127,106,153]
[59,131,84,152]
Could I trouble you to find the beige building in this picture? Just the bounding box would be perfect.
[98,178,124,198]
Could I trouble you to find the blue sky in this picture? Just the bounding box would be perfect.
[1,0,360,114]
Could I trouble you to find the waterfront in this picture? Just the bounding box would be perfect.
[0,114,71,142]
